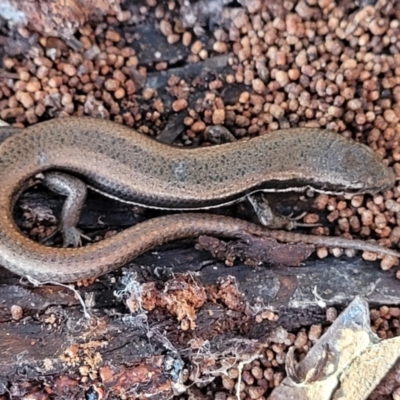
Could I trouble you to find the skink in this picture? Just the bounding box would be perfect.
[0,117,396,282]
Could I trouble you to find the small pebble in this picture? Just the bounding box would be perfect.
[380,255,398,270]
[213,41,228,53]
[212,109,225,125]
[11,304,23,321]
[191,121,206,132]
[362,251,378,261]
[172,99,188,112]
[316,247,328,259]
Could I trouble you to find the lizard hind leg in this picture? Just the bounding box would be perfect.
[42,171,89,247]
